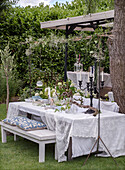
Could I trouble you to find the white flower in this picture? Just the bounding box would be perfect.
[35,93,39,96]
[77,89,81,92]
[74,92,80,96]
[93,93,97,98]
[90,51,93,54]
[105,94,108,97]
[70,83,75,87]
[51,88,55,93]
[58,82,62,86]
[40,91,43,95]
[52,92,56,97]
[25,49,32,56]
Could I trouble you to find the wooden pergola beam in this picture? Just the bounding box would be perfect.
[40,10,114,30]
[40,10,114,82]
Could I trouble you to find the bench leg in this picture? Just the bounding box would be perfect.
[39,142,45,162]
[14,134,19,141]
[1,127,7,143]
[55,143,58,160]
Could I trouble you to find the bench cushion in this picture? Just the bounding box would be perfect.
[3,116,47,131]
[3,116,28,126]
[18,120,46,131]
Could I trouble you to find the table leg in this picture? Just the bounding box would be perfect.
[68,137,72,161]
[14,134,19,141]
[1,127,7,143]
[55,143,58,160]
[27,113,32,119]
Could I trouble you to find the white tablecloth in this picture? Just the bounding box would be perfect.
[67,71,112,89]
[7,102,125,162]
[73,96,119,112]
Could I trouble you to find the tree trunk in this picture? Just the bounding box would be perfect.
[108,0,125,113]
[6,76,9,112]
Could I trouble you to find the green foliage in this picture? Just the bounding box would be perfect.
[0,72,22,103]
[0,75,6,103]
[0,0,114,101]
[19,87,35,100]
[0,42,15,77]
[0,0,18,14]
[0,42,23,103]
[55,103,71,112]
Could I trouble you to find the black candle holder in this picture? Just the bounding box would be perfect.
[89,76,94,107]
[86,76,105,109]
[101,80,104,88]
[94,82,97,94]
[87,82,90,91]
[78,80,82,90]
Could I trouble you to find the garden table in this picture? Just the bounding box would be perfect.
[7,101,125,162]
[67,71,112,89]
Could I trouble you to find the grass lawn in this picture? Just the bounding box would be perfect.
[0,104,125,170]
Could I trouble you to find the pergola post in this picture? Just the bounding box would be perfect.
[64,25,68,82]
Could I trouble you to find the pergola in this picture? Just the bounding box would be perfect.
[40,10,114,81]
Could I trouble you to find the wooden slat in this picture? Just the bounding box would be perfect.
[40,10,114,29]
[46,25,94,31]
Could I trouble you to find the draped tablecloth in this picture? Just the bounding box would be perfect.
[67,71,112,89]
[7,102,125,162]
[73,96,119,113]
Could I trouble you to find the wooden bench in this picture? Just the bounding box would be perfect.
[0,121,57,162]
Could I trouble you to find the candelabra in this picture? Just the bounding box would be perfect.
[87,75,104,108]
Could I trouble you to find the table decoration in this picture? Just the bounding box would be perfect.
[73,89,85,105]
[74,54,83,72]
[55,80,76,101]
[36,80,43,87]
[32,95,42,101]
[86,66,104,109]
[71,101,99,116]
[108,91,114,102]
[45,87,51,99]
[55,103,71,112]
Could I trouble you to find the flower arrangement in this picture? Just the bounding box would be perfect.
[34,88,49,99]
[55,80,76,100]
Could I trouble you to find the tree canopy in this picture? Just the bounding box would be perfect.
[0,0,18,12]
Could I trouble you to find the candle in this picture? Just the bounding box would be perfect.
[80,71,81,81]
[90,66,92,77]
[45,87,51,99]
[102,71,104,81]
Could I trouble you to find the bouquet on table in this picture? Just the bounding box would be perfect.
[55,80,76,101]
